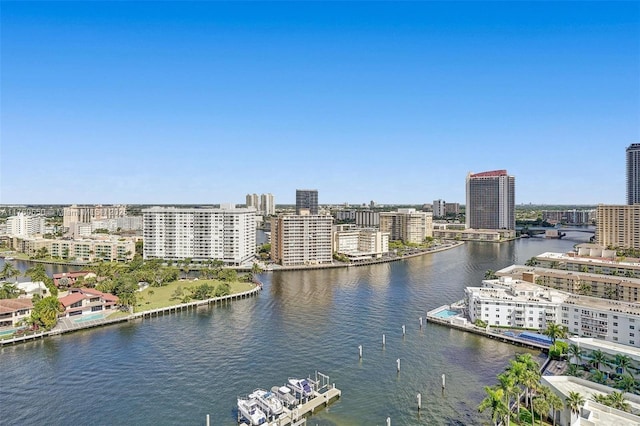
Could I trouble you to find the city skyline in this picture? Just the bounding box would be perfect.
[2,2,638,205]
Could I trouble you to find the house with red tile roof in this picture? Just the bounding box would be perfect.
[0,299,33,328]
[53,271,97,288]
[58,288,118,318]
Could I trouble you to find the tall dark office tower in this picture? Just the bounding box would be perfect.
[296,189,318,214]
[465,170,515,230]
[627,143,640,205]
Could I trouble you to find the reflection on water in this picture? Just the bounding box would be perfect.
[0,235,587,425]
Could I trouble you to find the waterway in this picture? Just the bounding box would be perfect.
[0,233,590,425]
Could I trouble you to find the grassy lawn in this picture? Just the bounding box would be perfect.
[134,279,256,313]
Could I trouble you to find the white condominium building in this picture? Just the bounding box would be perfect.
[379,209,432,244]
[6,213,46,237]
[465,277,640,348]
[333,227,389,260]
[270,214,333,266]
[142,205,256,265]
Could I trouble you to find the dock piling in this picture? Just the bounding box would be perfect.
[419,317,423,328]
[417,393,421,411]
[358,345,362,359]
[442,373,446,391]
[396,358,400,373]
[382,334,385,347]
[402,325,405,337]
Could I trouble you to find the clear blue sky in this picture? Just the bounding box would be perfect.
[1,2,638,206]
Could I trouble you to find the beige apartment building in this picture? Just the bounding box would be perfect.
[596,204,640,250]
[333,226,389,260]
[379,209,432,244]
[270,214,333,266]
[63,204,127,229]
[12,236,135,263]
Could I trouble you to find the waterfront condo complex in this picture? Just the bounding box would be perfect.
[627,143,640,205]
[142,205,256,265]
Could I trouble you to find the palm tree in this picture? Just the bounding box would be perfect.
[506,360,527,415]
[0,262,20,282]
[592,393,610,405]
[543,323,567,345]
[547,391,563,426]
[522,369,541,414]
[566,363,580,377]
[532,394,550,426]
[613,354,634,376]
[484,269,497,280]
[568,344,584,366]
[608,391,630,412]
[0,282,20,299]
[497,373,517,426]
[590,369,608,385]
[615,374,637,393]
[478,386,508,426]
[590,350,610,372]
[566,391,585,423]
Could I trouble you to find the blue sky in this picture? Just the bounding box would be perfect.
[1,2,638,206]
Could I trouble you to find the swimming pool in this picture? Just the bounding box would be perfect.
[434,309,460,319]
[74,313,105,323]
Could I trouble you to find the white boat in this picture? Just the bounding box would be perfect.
[271,385,297,408]
[287,378,313,398]
[250,388,284,416]
[237,396,267,425]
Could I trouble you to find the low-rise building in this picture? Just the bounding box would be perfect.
[12,236,135,263]
[534,250,640,278]
[58,288,118,318]
[333,226,389,260]
[53,271,97,288]
[465,276,640,348]
[541,376,640,426]
[16,281,49,298]
[433,224,515,242]
[0,299,33,328]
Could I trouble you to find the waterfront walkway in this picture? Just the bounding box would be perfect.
[0,285,262,347]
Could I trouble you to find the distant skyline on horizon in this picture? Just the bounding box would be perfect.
[1,2,638,206]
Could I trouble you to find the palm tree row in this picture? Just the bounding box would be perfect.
[479,353,553,426]
[566,344,638,392]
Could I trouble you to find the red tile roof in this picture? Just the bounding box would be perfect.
[470,169,508,178]
[59,293,86,308]
[0,299,33,314]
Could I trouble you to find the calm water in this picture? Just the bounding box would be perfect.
[0,233,589,425]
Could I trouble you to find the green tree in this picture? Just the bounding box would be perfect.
[497,373,518,426]
[613,354,634,376]
[568,344,584,366]
[589,370,607,385]
[0,282,20,299]
[566,391,585,423]
[478,386,508,426]
[615,374,637,393]
[566,363,581,377]
[214,282,231,297]
[0,262,20,282]
[25,264,57,296]
[547,391,563,426]
[30,296,63,330]
[484,269,498,280]
[590,350,610,371]
[543,323,567,345]
[607,391,630,412]
[532,393,550,426]
[190,283,214,300]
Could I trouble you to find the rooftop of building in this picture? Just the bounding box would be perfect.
[536,251,640,268]
[0,298,33,314]
[468,169,508,177]
[542,376,640,423]
[566,337,640,361]
[497,264,640,286]
[477,277,640,315]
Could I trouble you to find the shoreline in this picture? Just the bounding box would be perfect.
[0,285,262,347]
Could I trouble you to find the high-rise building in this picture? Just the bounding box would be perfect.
[6,213,46,237]
[433,200,446,218]
[596,204,640,250]
[246,193,260,211]
[627,143,640,205]
[142,205,256,265]
[260,193,275,216]
[465,170,515,230]
[296,189,318,215]
[270,213,333,266]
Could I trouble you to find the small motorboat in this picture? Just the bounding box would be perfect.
[237,396,267,425]
[271,385,297,408]
[287,378,313,398]
[250,388,284,416]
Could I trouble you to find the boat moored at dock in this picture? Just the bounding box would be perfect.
[250,388,284,417]
[237,396,267,425]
